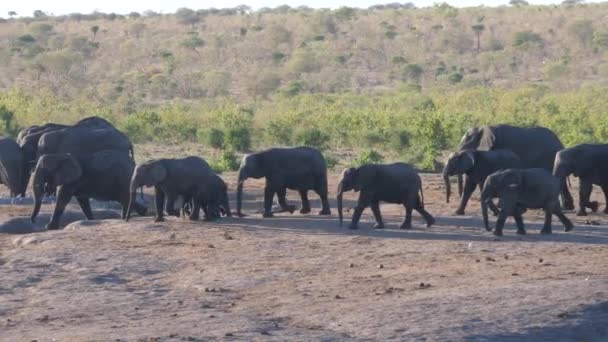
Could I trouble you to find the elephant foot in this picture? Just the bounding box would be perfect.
[564,224,574,232]
[347,223,358,230]
[262,211,274,218]
[281,205,296,214]
[373,222,385,229]
[425,216,436,228]
[299,207,311,214]
[588,201,599,213]
[46,224,60,231]
[485,226,492,232]
[540,227,552,234]
[318,208,331,216]
[603,208,608,215]
[454,209,465,216]
[400,223,412,230]
[576,210,588,217]
[516,229,527,235]
[154,217,165,222]
[493,230,503,237]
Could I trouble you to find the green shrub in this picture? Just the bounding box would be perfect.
[325,154,339,170]
[225,127,251,151]
[210,149,240,174]
[389,130,411,150]
[352,149,384,167]
[513,31,542,46]
[295,127,330,150]
[198,128,224,149]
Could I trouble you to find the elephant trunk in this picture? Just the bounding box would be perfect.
[223,197,232,217]
[31,169,44,223]
[125,181,139,221]
[457,174,464,198]
[443,171,451,203]
[337,181,344,227]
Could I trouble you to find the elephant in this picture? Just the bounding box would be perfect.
[30,151,147,230]
[182,174,232,221]
[37,127,134,160]
[553,144,608,216]
[337,162,435,230]
[457,125,574,210]
[235,146,331,218]
[443,149,522,215]
[125,156,216,222]
[0,138,25,197]
[481,168,573,236]
[16,123,68,146]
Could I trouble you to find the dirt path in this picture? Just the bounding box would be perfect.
[0,173,607,341]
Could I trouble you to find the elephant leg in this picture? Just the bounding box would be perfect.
[455,177,476,215]
[47,189,72,230]
[277,188,296,214]
[513,213,526,235]
[154,188,165,222]
[76,197,94,220]
[415,205,436,228]
[263,186,276,218]
[370,200,384,229]
[164,192,179,217]
[553,204,573,232]
[189,198,201,221]
[400,205,414,229]
[602,184,608,214]
[577,179,593,216]
[494,211,509,237]
[299,190,311,214]
[315,179,331,215]
[540,209,553,234]
[349,193,371,230]
[561,177,575,211]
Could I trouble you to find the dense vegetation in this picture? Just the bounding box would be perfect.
[1,3,608,169]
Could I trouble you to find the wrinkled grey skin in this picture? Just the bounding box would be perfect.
[30,151,147,230]
[481,168,573,236]
[126,157,215,222]
[182,174,232,221]
[553,144,608,216]
[337,162,435,230]
[236,146,331,218]
[15,117,125,197]
[443,149,522,215]
[0,138,25,197]
[37,127,134,160]
[458,125,574,210]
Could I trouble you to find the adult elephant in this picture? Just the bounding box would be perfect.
[125,157,215,222]
[456,125,574,210]
[30,151,147,230]
[37,127,134,160]
[553,144,608,216]
[235,147,331,218]
[0,138,26,197]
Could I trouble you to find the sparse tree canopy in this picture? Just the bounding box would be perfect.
[175,7,200,28]
[509,0,529,6]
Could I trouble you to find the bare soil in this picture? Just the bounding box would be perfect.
[0,172,607,341]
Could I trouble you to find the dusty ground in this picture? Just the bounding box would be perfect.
[0,172,607,341]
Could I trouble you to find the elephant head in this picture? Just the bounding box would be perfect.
[0,138,26,197]
[480,169,521,231]
[442,150,475,203]
[457,126,496,196]
[336,166,375,226]
[553,147,584,178]
[235,154,265,217]
[217,181,232,217]
[36,130,63,159]
[31,154,82,223]
[125,160,167,221]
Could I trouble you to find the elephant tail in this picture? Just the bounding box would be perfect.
[418,177,425,209]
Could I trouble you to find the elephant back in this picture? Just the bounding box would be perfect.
[0,138,24,196]
[55,127,132,157]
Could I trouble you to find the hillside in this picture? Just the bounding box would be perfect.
[1,3,608,168]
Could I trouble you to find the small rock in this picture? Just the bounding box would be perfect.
[539,258,544,263]
[475,259,480,263]
[377,264,384,269]
[504,255,509,260]
[485,257,496,262]
[585,220,600,226]
[36,315,49,323]
[557,312,570,318]
[335,294,343,299]
[260,330,271,335]
[169,233,176,240]
[349,263,355,268]
[225,333,234,337]
[208,244,215,248]
[512,273,519,276]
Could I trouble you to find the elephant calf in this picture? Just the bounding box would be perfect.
[481,168,573,236]
[183,173,232,221]
[443,149,521,215]
[337,162,435,230]
[30,151,147,230]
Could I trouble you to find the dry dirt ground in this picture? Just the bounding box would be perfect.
[0,172,607,341]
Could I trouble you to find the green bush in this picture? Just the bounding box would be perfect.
[225,127,251,151]
[198,128,224,149]
[352,149,384,167]
[210,149,240,174]
[295,127,330,150]
[513,31,542,46]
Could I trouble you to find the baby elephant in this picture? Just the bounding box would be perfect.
[481,168,573,236]
[337,162,435,230]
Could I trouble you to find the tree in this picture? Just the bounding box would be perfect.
[509,0,529,6]
[175,8,200,28]
[90,25,99,41]
[33,10,47,18]
[181,32,205,56]
[471,24,485,53]
[129,12,141,18]
[8,11,17,18]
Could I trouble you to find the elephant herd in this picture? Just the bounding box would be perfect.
[0,119,606,236]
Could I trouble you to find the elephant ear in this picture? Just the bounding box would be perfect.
[574,156,595,177]
[147,161,168,184]
[501,170,522,189]
[54,154,82,185]
[478,126,495,151]
[353,165,376,192]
